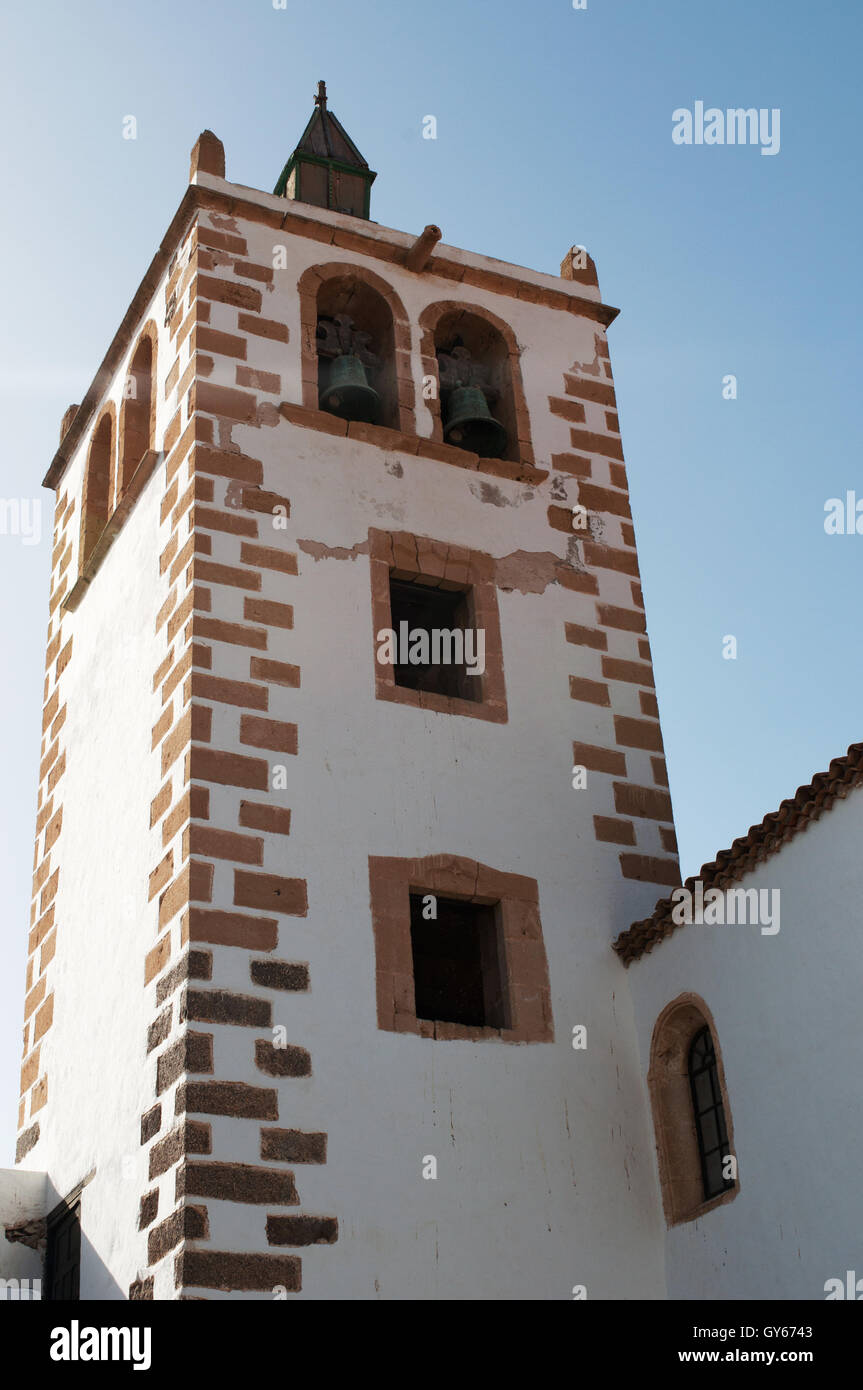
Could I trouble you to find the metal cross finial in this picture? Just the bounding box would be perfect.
[315,80,327,110]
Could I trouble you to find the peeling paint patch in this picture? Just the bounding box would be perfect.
[4,1218,46,1251]
[494,550,583,594]
[469,481,535,508]
[569,330,607,378]
[549,476,569,501]
[384,458,404,478]
[358,493,405,521]
[297,538,370,563]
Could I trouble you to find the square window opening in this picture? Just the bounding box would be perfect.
[389,577,482,702]
[409,893,507,1028]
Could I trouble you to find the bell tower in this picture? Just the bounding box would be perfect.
[13,86,679,1300]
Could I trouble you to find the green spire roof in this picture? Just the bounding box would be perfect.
[274,81,376,220]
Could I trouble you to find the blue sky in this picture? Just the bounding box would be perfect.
[0,0,860,1160]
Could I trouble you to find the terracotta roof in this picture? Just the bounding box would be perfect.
[614,741,863,965]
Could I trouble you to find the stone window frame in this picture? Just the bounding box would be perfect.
[369,853,553,1043]
[297,262,415,435]
[647,992,740,1226]
[368,526,507,724]
[418,299,535,471]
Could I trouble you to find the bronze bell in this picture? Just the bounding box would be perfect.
[320,353,381,424]
[443,385,507,458]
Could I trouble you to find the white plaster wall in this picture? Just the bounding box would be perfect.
[26,461,169,1300]
[187,211,670,1299]
[18,281,178,1300]
[626,785,863,1300]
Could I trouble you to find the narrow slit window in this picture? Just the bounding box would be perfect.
[688,1026,734,1202]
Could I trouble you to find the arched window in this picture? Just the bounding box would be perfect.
[314,276,398,430]
[648,994,739,1225]
[79,411,114,572]
[418,302,533,470]
[118,327,156,500]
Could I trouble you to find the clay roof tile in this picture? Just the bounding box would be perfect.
[614,740,863,965]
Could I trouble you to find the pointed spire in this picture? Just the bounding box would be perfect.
[273,81,377,220]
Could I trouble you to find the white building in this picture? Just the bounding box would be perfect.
[616,742,863,1301]
[3,84,858,1302]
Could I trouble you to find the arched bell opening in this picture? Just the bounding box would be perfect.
[79,411,114,573]
[315,277,398,430]
[432,310,517,462]
[118,327,156,503]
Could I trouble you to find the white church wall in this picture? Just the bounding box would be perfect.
[17,280,180,1300]
[627,782,863,1301]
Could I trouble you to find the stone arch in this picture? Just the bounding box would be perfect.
[648,991,740,1226]
[418,300,533,466]
[117,320,158,502]
[298,263,414,433]
[79,403,116,573]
